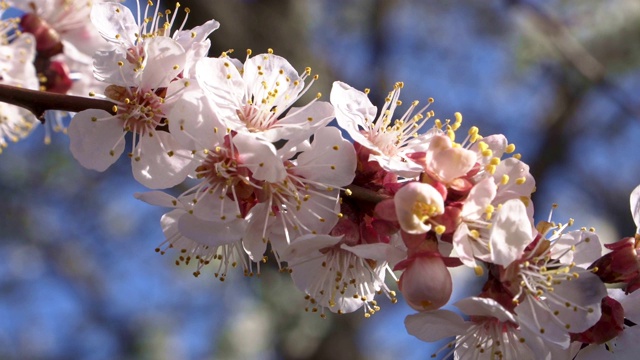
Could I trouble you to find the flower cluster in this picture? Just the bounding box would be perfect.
[0,5,38,153]
[0,1,638,358]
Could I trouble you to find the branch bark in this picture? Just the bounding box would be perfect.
[0,84,116,122]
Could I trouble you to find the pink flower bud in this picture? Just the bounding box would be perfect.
[397,253,452,312]
[20,13,63,58]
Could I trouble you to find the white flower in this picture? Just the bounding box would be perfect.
[453,197,534,270]
[509,226,608,348]
[68,37,196,188]
[405,297,553,359]
[134,191,251,280]
[330,80,438,178]
[195,51,334,144]
[282,234,401,316]
[164,91,357,262]
[90,0,218,83]
[0,27,39,153]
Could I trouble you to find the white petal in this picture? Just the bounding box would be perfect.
[330,81,377,147]
[177,213,244,247]
[369,153,424,178]
[242,203,272,261]
[190,188,242,223]
[607,325,640,359]
[90,3,138,45]
[454,297,517,324]
[243,53,302,109]
[196,57,245,113]
[551,230,602,268]
[545,270,607,333]
[167,83,224,150]
[93,49,137,86]
[232,133,286,182]
[141,37,186,90]
[281,188,342,236]
[610,289,640,323]
[489,199,533,266]
[631,184,640,233]
[461,177,497,218]
[173,19,220,48]
[282,234,343,263]
[132,131,194,189]
[134,191,179,208]
[405,310,469,342]
[516,298,571,348]
[493,158,536,204]
[452,223,480,268]
[68,109,124,171]
[293,126,356,187]
[340,243,402,263]
[261,102,335,144]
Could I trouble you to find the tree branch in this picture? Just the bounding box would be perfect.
[0,84,116,122]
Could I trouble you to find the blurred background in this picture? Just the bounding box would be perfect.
[2,0,640,359]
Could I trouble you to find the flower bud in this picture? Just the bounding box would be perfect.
[590,237,640,291]
[394,182,444,234]
[397,253,452,311]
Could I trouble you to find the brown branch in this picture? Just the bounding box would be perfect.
[0,84,117,122]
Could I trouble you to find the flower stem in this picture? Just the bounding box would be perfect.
[0,84,116,122]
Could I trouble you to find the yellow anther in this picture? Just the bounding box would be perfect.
[474,266,484,276]
[435,225,446,235]
[485,164,496,175]
[505,143,516,153]
[501,174,509,185]
[516,177,527,185]
[447,129,455,141]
